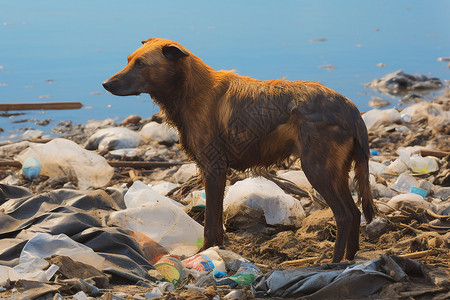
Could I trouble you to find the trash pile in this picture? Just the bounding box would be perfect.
[0,90,449,299]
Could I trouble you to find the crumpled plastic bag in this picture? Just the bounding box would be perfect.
[85,127,142,151]
[224,177,306,227]
[139,122,179,144]
[362,108,401,130]
[19,232,105,271]
[0,232,105,286]
[109,181,203,257]
[16,138,114,189]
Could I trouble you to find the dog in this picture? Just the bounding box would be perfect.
[103,38,375,262]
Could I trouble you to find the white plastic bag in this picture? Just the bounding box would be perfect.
[224,177,306,226]
[386,193,435,212]
[19,232,105,271]
[139,122,178,144]
[362,108,401,130]
[109,181,203,257]
[173,163,198,183]
[409,156,439,174]
[16,138,114,189]
[390,173,418,193]
[150,181,180,196]
[277,170,313,191]
[85,127,142,151]
[124,181,183,209]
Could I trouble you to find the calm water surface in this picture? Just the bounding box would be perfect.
[1,0,449,140]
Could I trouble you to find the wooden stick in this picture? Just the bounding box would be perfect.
[0,102,83,111]
[398,249,436,259]
[128,169,139,181]
[0,160,21,167]
[279,257,318,268]
[0,159,183,169]
[420,149,449,159]
[108,161,183,169]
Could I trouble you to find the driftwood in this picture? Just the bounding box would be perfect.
[420,149,449,159]
[0,102,83,111]
[0,159,182,169]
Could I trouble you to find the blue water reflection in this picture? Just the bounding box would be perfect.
[0,0,449,138]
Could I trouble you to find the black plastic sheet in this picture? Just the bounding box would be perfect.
[0,184,153,283]
[251,255,425,299]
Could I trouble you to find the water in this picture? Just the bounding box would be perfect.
[1,0,449,141]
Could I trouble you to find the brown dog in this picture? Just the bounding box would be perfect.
[103,38,375,262]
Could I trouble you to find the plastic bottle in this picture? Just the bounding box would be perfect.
[213,260,261,288]
[21,157,41,180]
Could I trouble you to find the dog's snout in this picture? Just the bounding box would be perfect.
[102,80,113,91]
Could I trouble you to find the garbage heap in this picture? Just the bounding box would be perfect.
[0,92,449,299]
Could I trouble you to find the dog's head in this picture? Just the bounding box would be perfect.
[102,38,190,97]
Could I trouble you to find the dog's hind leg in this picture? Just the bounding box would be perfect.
[298,125,360,262]
[337,179,361,260]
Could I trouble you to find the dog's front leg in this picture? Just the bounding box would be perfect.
[201,166,227,250]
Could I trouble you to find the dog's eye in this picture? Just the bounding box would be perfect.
[135,59,145,68]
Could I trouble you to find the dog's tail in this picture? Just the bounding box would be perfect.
[353,120,376,224]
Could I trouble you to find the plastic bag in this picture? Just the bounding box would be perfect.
[173,163,198,183]
[85,127,142,151]
[390,173,418,193]
[386,193,435,212]
[139,122,178,144]
[150,181,180,196]
[109,181,204,257]
[16,138,114,189]
[409,155,439,174]
[277,170,313,191]
[362,108,401,130]
[182,247,227,276]
[224,177,306,226]
[214,259,261,288]
[19,232,105,271]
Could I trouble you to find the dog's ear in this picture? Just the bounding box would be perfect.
[141,37,156,44]
[162,45,189,60]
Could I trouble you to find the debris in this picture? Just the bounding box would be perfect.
[365,70,443,96]
[0,102,83,111]
[108,181,204,256]
[139,121,178,145]
[85,127,143,151]
[362,108,401,130]
[120,114,142,126]
[16,138,114,189]
[317,64,336,71]
[279,257,319,268]
[309,38,327,42]
[224,177,306,227]
[368,97,391,108]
